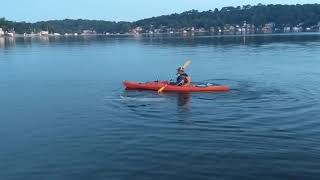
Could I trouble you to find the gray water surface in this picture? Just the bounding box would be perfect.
[1,34,320,180]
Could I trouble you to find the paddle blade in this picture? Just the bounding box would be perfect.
[183,60,192,69]
[158,85,167,93]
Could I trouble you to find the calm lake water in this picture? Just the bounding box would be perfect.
[1,34,320,180]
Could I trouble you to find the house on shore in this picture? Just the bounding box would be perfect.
[284,27,291,33]
[0,28,4,36]
[223,24,236,35]
[40,31,49,36]
[209,27,215,33]
[293,26,303,33]
[262,23,275,33]
[132,27,143,34]
[7,30,15,37]
[82,30,96,35]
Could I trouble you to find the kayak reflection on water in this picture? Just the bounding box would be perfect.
[177,93,191,107]
[177,93,192,119]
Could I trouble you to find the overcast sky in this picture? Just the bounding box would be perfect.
[1,0,319,22]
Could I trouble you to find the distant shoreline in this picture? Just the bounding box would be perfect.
[1,4,320,37]
[2,31,320,39]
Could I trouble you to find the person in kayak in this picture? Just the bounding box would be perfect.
[176,67,191,86]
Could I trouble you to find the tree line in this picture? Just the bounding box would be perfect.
[1,4,320,34]
[0,18,131,34]
[134,4,320,30]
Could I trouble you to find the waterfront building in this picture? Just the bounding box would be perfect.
[293,26,303,33]
[284,27,291,33]
[0,28,4,36]
[153,29,161,33]
[132,27,143,34]
[246,24,255,34]
[197,28,206,32]
[262,23,275,33]
[223,24,236,35]
[210,27,215,33]
[82,30,97,35]
[7,32,15,37]
[40,31,49,36]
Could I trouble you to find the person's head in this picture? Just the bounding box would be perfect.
[177,67,185,75]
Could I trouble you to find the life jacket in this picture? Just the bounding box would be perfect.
[177,73,191,86]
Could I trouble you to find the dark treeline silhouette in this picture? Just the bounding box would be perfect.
[1,4,320,34]
[135,4,320,29]
[0,18,131,34]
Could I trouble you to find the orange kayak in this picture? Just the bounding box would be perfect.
[123,81,230,92]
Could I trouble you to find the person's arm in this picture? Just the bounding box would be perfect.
[184,76,192,86]
[176,76,185,86]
